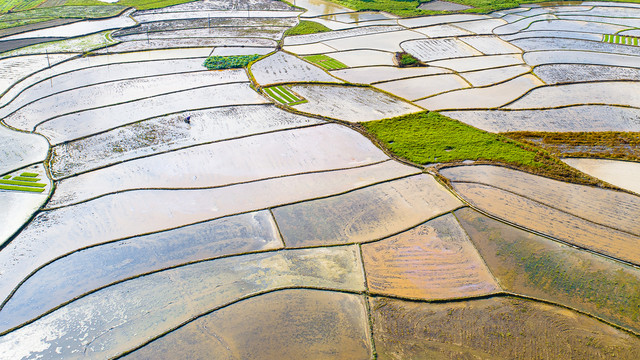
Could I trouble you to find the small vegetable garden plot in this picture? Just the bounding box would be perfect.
[0,171,46,193]
[603,34,639,46]
[263,85,307,105]
[203,54,261,70]
[303,54,347,70]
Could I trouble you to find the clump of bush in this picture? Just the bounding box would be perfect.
[203,54,261,70]
[395,52,421,67]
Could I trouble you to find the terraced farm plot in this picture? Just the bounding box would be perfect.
[0,31,117,58]
[263,85,307,105]
[604,35,640,47]
[534,64,640,84]
[331,65,450,84]
[251,51,341,85]
[0,125,48,175]
[563,158,640,195]
[524,50,640,68]
[401,38,482,62]
[0,247,365,359]
[122,289,372,360]
[273,174,461,248]
[361,214,499,300]
[375,73,469,102]
[0,210,283,332]
[371,296,640,360]
[0,53,74,95]
[303,54,347,70]
[456,207,640,334]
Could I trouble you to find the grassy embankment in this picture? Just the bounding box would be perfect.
[361,111,602,186]
[284,20,331,36]
[326,0,640,16]
[505,132,640,162]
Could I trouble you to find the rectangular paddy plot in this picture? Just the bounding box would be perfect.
[303,54,347,70]
[263,85,307,105]
[273,174,462,248]
[603,34,640,46]
[0,247,365,360]
[456,207,640,335]
[121,290,372,360]
[361,214,499,300]
[370,296,640,360]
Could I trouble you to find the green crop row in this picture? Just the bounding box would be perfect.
[203,54,261,70]
[603,34,639,46]
[264,85,307,106]
[303,54,347,70]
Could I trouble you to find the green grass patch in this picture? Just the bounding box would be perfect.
[362,111,600,185]
[303,54,347,70]
[264,85,307,106]
[0,184,45,192]
[505,131,640,162]
[284,20,332,36]
[203,54,261,70]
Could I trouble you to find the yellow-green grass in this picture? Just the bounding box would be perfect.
[603,34,639,46]
[264,85,307,106]
[304,54,347,70]
[0,172,46,193]
[505,131,640,162]
[61,0,198,10]
[284,20,331,36]
[361,111,601,186]
[0,6,125,30]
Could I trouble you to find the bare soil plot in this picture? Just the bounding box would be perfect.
[273,174,461,248]
[448,181,640,266]
[375,73,469,102]
[443,165,640,236]
[48,124,390,207]
[371,296,640,360]
[443,105,640,132]
[0,210,282,332]
[524,50,640,68]
[50,105,324,179]
[251,51,340,86]
[534,64,640,84]
[36,82,269,144]
[361,213,499,300]
[456,207,640,334]
[0,160,417,303]
[0,164,50,246]
[460,64,531,87]
[505,82,640,109]
[460,36,522,55]
[331,65,451,84]
[283,25,402,46]
[122,289,371,360]
[427,54,523,72]
[0,247,364,359]
[401,38,482,62]
[416,74,543,111]
[6,70,244,131]
[288,84,421,122]
[563,158,640,195]
[0,125,48,175]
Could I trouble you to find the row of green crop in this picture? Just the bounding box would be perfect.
[203,54,261,70]
[264,85,307,106]
[303,54,347,70]
[603,34,639,46]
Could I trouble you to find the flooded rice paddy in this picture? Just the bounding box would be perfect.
[1,0,640,357]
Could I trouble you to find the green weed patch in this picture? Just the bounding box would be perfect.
[203,54,261,70]
[362,111,600,185]
[304,54,347,70]
[264,85,307,105]
[285,20,331,36]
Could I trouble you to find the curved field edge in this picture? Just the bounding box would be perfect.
[360,111,606,187]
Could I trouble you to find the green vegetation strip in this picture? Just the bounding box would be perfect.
[284,20,332,36]
[13,176,40,182]
[0,179,46,187]
[0,185,44,193]
[304,55,347,70]
[505,131,640,162]
[264,85,307,106]
[603,34,639,46]
[362,111,600,186]
[203,54,261,70]
[20,172,38,177]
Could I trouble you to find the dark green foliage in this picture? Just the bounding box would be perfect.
[284,20,331,36]
[203,54,261,70]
